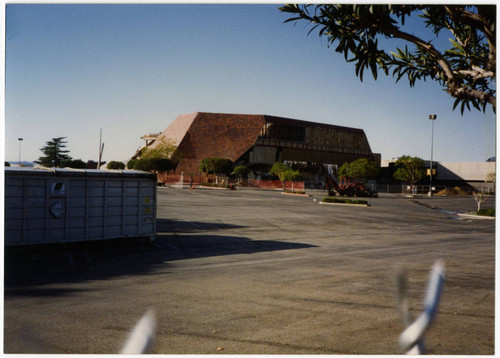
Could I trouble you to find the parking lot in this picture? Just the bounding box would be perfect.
[4,187,495,354]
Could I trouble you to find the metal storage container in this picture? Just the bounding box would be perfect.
[4,167,157,246]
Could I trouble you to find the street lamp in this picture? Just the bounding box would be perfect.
[428,115,437,197]
[18,138,23,165]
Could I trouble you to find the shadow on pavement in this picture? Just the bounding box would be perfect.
[5,219,316,292]
[156,218,248,233]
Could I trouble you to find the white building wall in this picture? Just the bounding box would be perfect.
[381,160,495,182]
[437,162,495,182]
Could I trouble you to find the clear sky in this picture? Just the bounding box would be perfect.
[4,3,496,164]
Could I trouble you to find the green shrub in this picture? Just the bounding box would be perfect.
[62,159,87,169]
[200,182,232,189]
[134,158,174,172]
[107,161,126,170]
[127,159,138,169]
[283,190,306,195]
[477,208,495,217]
[322,197,368,205]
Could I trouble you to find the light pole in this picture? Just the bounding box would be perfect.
[18,138,23,165]
[428,115,437,197]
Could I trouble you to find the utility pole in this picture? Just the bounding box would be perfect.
[98,128,104,169]
[18,138,23,165]
[428,115,437,197]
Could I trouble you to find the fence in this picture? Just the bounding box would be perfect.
[157,172,494,195]
[157,172,305,191]
[365,183,495,195]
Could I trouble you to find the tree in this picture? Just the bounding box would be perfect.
[280,4,496,113]
[62,159,87,169]
[135,158,174,174]
[338,158,379,180]
[199,158,234,184]
[141,137,181,164]
[269,162,290,189]
[393,156,426,188]
[233,166,250,183]
[36,137,72,167]
[127,159,138,169]
[107,161,126,170]
[282,168,303,192]
[485,172,495,183]
[472,190,489,212]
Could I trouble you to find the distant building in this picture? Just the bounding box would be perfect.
[381,158,495,189]
[146,112,380,177]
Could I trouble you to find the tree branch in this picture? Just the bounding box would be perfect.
[456,66,495,80]
[444,6,496,73]
[376,24,458,87]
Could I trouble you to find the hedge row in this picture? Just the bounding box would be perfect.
[321,197,369,205]
[477,208,495,217]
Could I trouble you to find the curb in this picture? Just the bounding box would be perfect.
[457,213,495,220]
[281,192,311,197]
[319,201,370,207]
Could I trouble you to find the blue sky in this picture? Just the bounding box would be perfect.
[4,4,496,164]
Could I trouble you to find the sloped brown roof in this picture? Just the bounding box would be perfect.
[158,112,266,175]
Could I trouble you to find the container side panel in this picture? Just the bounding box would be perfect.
[5,184,23,197]
[88,227,104,239]
[69,197,86,208]
[68,218,85,228]
[5,219,22,231]
[107,226,122,237]
[89,217,104,227]
[106,216,122,226]
[26,179,46,189]
[26,208,45,218]
[26,230,46,243]
[124,225,138,235]
[88,207,104,217]
[107,206,123,216]
[140,224,154,234]
[25,198,46,207]
[5,208,23,220]
[48,219,65,229]
[68,207,85,218]
[5,230,23,245]
[24,219,45,230]
[107,197,122,207]
[5,197,24,208]
[47,229,65,242]
[125,207,138,215]
[69,228,85,240]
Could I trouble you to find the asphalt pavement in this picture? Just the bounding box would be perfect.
[4,188,495,354]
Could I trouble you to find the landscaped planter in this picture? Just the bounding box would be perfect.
[281,190,310,197]
[199,183,237,190]
[320,197,370,207]
[457,213,495,220]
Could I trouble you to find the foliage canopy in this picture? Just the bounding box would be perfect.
[62,159,87,169]
[141,137,181,164]
[36,137,72,168]
[199,158,234,176]
[134,158,174,173]
[280,4,496,113]
[338,158,379,180]
[233,166,250,178]
[269,162,303,189]
[393,155,426,185]
[107,161,126,170]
